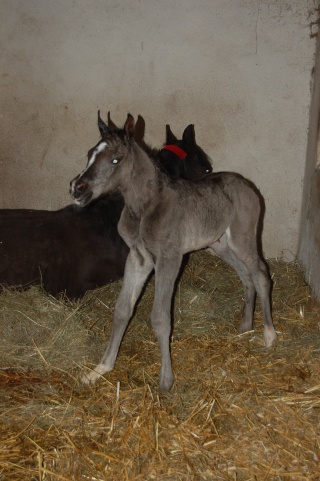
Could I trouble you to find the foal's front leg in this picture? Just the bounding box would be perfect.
[151,255,183,392]
[82,249,153,384]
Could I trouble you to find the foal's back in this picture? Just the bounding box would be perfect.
[135,170,261,256]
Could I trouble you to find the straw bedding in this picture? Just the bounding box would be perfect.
[0,250,319,480]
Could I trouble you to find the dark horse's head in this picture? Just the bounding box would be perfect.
[159,123,212,181]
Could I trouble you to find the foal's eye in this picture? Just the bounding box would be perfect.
[112,158,119,164]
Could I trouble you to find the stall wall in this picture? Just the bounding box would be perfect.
[0,0,318,259]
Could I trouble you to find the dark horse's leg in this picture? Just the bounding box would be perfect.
[209,229,277,347]
[81,248,154,384]
[151,254,183,391]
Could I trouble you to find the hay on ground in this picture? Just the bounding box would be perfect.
[0,250,319,480]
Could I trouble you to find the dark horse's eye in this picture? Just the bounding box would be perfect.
[112,159,120,165]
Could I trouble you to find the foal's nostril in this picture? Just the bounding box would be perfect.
[70,178,87,198]
[76,181,85,194]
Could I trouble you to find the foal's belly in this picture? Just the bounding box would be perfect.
[179,222,227,254]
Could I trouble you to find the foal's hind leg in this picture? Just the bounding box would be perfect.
[209,231,277,347]
[226,228,276,347]
[82,248,154,384]
[250,256,277,347]
[209,233,256,334]
[151,255,183,392]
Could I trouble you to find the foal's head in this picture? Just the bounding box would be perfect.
[70,114,135,207]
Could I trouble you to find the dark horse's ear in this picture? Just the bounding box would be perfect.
[107,111,118,130]
[165,125,178,144]
[182,124,196,148]
[98,110,110,137]
[124,114,135,140]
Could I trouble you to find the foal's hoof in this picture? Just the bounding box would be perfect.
[159,375,174,393]
[81,363,109,385]
[81,372,99,385]
[264,326,277,348]
[239,322,253,334]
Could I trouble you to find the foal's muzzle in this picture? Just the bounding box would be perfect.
[70,177,92,205]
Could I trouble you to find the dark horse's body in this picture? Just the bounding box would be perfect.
[0,121,212,298]
[71,114,277,391]
[0,195,127,298]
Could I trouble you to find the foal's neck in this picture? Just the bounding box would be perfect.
[120,142,162,217]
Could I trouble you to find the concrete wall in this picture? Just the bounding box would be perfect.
[0,0,318,259]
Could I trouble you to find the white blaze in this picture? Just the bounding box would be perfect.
[79,141,107,178]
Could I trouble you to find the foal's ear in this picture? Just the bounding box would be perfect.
[124,114,135,140]
[98,110,110,136]
[182,124,196,147]
[165,125,178,144]
[134,115,145,143]
[107,111,118,130]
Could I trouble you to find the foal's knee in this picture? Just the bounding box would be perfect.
[113,302,133,326]
[151,312,171,339]
[152,318,171,338]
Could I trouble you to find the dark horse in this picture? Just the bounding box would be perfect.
[0,117,212,298]
[70,115,277,391]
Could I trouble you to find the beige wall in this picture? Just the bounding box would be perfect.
[0,0,318,259]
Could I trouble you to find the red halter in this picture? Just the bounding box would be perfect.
[161,144,187,160]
